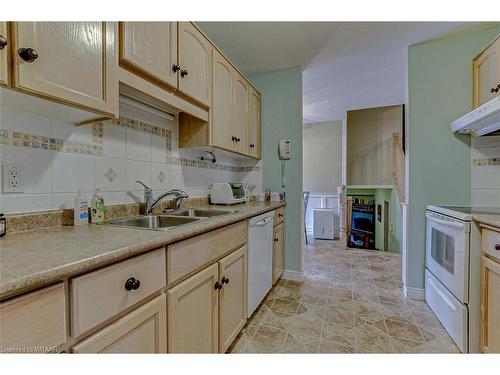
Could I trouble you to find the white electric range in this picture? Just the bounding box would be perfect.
[425,205,500,353]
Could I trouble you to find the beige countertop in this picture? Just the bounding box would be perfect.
[474,213,500,229]
[0,201,285,301]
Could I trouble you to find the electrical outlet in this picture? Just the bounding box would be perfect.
[2,164,24,193]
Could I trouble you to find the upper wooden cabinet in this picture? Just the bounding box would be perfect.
[119,22,178,90]
[178,22,212,107]
[248,87,261,158]
[0,22,9,86]
[473,35,500,108]
[11,22,118,117]
[212,48,235,151]
[233,72,249,155]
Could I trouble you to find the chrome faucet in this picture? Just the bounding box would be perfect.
[136,181,189,215]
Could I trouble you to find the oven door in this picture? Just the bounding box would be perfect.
[425,211,470,303]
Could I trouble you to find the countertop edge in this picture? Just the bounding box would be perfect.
[0,202,286,301]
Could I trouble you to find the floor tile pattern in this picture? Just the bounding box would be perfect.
[228,239,460,353]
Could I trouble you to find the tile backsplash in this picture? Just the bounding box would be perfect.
[471,135,500,207]
[0,102,262,214]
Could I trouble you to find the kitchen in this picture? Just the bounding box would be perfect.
[0,2,499,373]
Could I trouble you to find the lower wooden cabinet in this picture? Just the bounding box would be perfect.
[218,245,247,353]
[167,263,219,353]
[273,222,285,284]
[72,294,167,353]
[481,256,500,353]
[167,245,248,353]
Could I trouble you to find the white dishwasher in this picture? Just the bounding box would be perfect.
[247,211,274,317]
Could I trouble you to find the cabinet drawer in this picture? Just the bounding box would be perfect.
[167,221,247,285]
[0,283,66,352]
[71,249,166,338]
[482,228,500,261]
[274,207,285,226]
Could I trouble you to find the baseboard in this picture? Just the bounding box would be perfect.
[404,286,425,300]
[282,270,303,282]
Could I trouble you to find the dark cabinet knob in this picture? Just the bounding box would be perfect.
[495,244,500,251]
[0,35,7,50]
[180,69,188,78]
[231,136,236,142]
[491,84,500,94]
[125,277,141,291]
[214,281,223,290]
[236,138,241,143]
[278,213,283,218]
[172,64,180,72]
[250,144,255,148]
[221,276,229,284]
[274,238,279,242]
[18,47,38,63]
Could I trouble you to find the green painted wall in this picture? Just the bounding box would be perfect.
[249,68,303,273]
[407,26,500,290]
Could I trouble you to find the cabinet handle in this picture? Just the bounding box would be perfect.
[274,238,279,242]
[250,144,255,148]
[278,213,283,218]
[0,35,7,50]
[172,64,180,73]
[495,244,500,251]
[231,136,236,142]
[221,276,229,284]
[180,69,188,78]
[236,138,241,143]
[490,84,500,94]
[214,281,223,290]
[124,277,141,291]
[18,47,39,63]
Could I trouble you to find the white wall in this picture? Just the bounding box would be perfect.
[0,104,261,213]
[471,135,500,207]
[303,121,343,192]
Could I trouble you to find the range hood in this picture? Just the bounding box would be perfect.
[451,96,500,137]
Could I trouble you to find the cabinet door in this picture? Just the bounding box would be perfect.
[167,263,219,353]
[120,22,177,89]
[0,22,8,86]
[178,22,211,107]
[218,245,247,353]
[481,256,500,353]
[273,223,285,284]
[248,87,261,158]
[211,49,235,151]
[12,22,118,116]
[233,72,248,155]
[72,294,167,353]
[473,36,500,108]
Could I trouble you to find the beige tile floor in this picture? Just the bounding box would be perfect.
[228,238,460,353]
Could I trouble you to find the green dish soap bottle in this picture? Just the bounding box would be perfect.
[91,189,105,224]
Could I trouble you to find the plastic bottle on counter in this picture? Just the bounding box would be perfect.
[91,189,105,224]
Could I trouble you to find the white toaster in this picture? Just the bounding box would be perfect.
[210,183,247,205]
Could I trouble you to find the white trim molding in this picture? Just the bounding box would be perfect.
[404,285,425,300]
[282,270,303,282]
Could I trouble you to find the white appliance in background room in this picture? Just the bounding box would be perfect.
[425,205,500,352]
[247,211,274,317]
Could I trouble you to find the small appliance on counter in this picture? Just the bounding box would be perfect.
[210,183,247,205]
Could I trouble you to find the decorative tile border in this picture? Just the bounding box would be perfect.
[165,156,261,172]
[473,158,500,166]
[12,131,103,156]
[95,116,172,151]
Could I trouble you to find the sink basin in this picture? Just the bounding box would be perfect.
[107,215,200,230]
[167,209,236,218]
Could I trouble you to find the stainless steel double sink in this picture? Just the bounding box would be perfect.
[106,209,236,231]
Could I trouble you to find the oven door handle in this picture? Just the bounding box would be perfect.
[425,213,467,231]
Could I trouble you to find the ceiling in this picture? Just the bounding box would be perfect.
[198,22,498,123]
[197,22,339,75]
